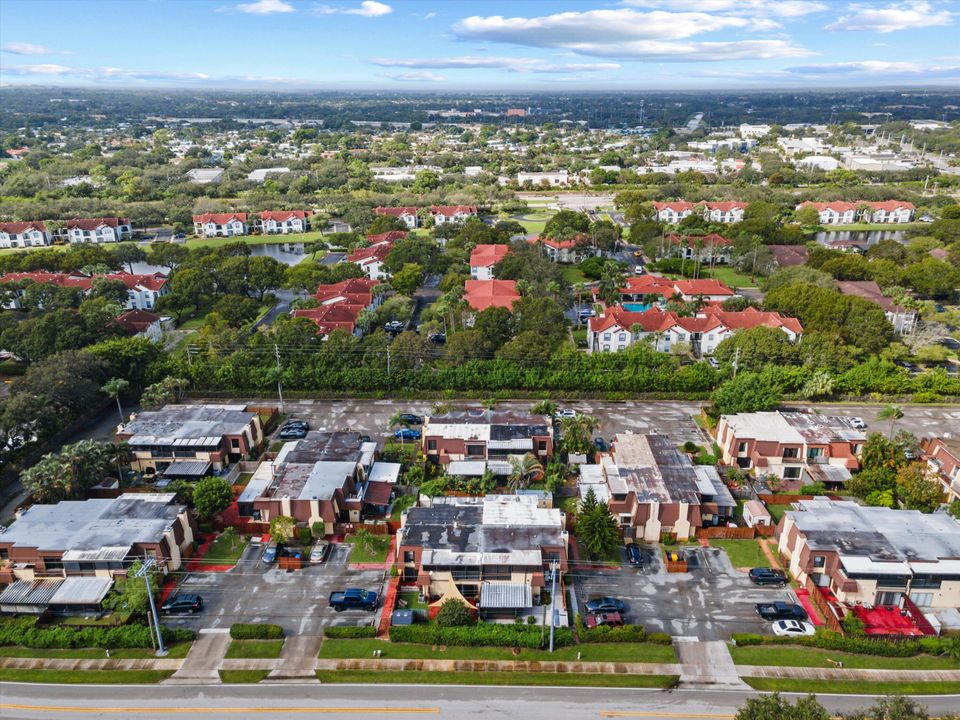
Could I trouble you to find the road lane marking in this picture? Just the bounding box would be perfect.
[600,712,734,718]
[0,705,439,715]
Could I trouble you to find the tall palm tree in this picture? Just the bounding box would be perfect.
[101,378,131,424]
[877,405,904,440]
[507,453,543,491]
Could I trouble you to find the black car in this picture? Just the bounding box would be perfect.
[278,426,308,440]
[384,321,405,333]
[161,594,203,614]
[398,413,423,425]
[585,597,626,613]
[625,543,643,566]
[749,568,787,586]
[756,602,807,621]
[429,333,446,345]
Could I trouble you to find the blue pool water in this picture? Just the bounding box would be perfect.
[622,303,653,312]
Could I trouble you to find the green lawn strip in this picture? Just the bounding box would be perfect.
[765,504,791,524]
[743,677,960,695]
[0,668,173,684]
[710,539,768,569]
[390,494,417,521]
[0,642,191,659]
[343,533,391,563]
[317,669,678,688]
[219,669,271,683]
[561,266,587,284]
[224,639,285,659]
[199,534,249,565]
[184,231,325,250]
[730,644,959,670]
[319,639,675,663]
[397,591,427,612]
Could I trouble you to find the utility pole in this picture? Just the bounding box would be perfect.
[733,346,740,379]
[386,345,391,376]
[136,558,166,656]
[548,559,558,653]
[274,344,285,413]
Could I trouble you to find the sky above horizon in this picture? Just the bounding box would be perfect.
[1,0,959,90]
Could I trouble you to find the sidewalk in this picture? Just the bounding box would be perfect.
[314,658,682,675]
[674,638,749,689]
[265,635,322,683]
[164,629,231,684]
[738,665,960,681]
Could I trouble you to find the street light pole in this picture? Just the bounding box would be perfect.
[136,558,167,656]
[548,559,558,653]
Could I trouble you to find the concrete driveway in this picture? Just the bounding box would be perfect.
[162,543,386,636]
[575,545,795,641]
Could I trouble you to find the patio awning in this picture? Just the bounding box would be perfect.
[479,581,533,609]
[161,460,212,479]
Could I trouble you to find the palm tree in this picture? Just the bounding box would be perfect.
[877,405,904,440]
[101,378,131,424]
[507,453,543,491]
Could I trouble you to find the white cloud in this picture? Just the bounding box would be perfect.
[233,0,295,14]
[2,42,70,56]
[451,8,810,60]
[786,59,960,75]
[383,71,445,82]
[316,1,392,16]
[371,56,621,74]
[2,64,211,82]
[622,0,827,17]
[825,1,952,33]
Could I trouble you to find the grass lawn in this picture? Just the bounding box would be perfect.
[559,496,579,516]
[343,533,391,563]
[576,538,621,566]
[235,472,254,488]
[730,644,959,670]
[219,669,271,683]
[397,591,427,612]
[184,230,326,250]
[711,539,768,569]
[199,533,248,565]
[317,669,679,688]
[224,639,285,659]
[0,668,174,684]
[390,494,417,521]
[319,639,676,664]
[744,677,960,695]
[0,642,192,659]
[766,504,791,524]
[661,266,758,289]
[561,265,587,284]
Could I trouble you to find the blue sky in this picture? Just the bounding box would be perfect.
[1,0,958,89]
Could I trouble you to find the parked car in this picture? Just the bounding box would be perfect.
[707,357,720,369]
[329,588,379,612]
[585,612,624,629]
[161,593,203,614]
[262,543,279,563]
[428,333,446,345]
[398,413,423,425]
[394,428,421,441]
[772,619,816,637]
[555,409,578,419]
[594,437,609,452]
[849,417,867,430]
[172,233,186,240]
[384,321,405,333]
[578,308,596,319]
[625,543,643,566]
[310,541,330,564]
[278,425,308,440]
[585,597,626,613]
[749,568,787,586]
[634,265,644,275]
[756,602,807,621]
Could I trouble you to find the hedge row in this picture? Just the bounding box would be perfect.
[324,626,377,639]
[731,632,957,658]
[0,617,194,649]
[574,617,673,645]
[229,623,284,640]
[390,623,575,649]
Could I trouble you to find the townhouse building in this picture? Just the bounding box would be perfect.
[373,206,419,229]
[0,221,51,248]
[664,233,732,263]
[397,494,568,619]
[463,279,520,313]
[651,201,697,224]
[652,202,746,224]
[66,217,132,244]
[347,239,394,280]
[717,410,865,484]
[796,201,915,225]
[260,210,310,234]
[517,171,570,187]
[837,280,918,334]
[422,409,553,476]
[192,213,248,238]
[617,274,736,304]
[292,278,382,337]
[104,272,169,311]
[430,205,477,225]
[469,244,510,281]
[0,271,167,311]
[779,499,960,611]
[117,404,265,475]
[922,436,960,504]
[703,202,747,223]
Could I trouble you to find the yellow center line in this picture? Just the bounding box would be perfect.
[0,705,439,715]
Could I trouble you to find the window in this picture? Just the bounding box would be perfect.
[538,440,547,452]
[618,333,627,341]
[403,551,415,563]
[427,440,437,451]
[737,442,748,454]
[466,444,485,457]
[783,467,802,480]
[782,447,800,459]
[603,333,611,341]
[677,333,686,341]
[231,439,240,449]
[807,447,824,459]
[813,555,825,568]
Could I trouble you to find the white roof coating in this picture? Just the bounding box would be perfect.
[425,422,490,441]
[447,461,488,477]
[723,411,866,444]
[723,412,803,443]
[368,462,402,484]
[480,495,563,527]
[298,461,357,501]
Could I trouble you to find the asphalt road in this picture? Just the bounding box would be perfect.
[2,683,959,719]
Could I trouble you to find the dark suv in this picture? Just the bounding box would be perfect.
[749,568,788,586]
[625,543,643,566]
[161,594,203,614]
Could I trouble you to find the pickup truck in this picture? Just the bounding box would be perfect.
[749,568,787,586]
[756,601,807,621]
[585,612,624,629]
[329,588,379,612]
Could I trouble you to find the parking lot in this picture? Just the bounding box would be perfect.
[162,543,386,635]
[574,545,796,641]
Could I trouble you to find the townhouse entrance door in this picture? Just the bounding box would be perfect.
[875,591,899,606]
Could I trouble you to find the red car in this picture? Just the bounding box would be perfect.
[585,611,624,629]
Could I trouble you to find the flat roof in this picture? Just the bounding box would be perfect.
[123,404,255,445]
[608,433,700,504]
[367,462,402,484]
[723,411,866,445]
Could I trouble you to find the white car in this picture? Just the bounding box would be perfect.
[772,619,816,637]
[849,417,867,430]
[309,541,330,564]
[555,409,578,419]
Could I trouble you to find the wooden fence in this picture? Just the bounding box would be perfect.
[804,576,844,634]
[699,524,775,540]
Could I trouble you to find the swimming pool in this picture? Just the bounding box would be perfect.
[622,303,653,312]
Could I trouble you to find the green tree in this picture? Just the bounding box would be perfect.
[713,326,797,371]
[710,371,781,416]
[102,560,157,617]
[111,243,148,274]
[895,464,943,513]
[101,377,131,423]
[543,209,590,239]
[140,377,190,409]
[507,453,543,491]
[193,476,233,519]
[735,693,831,720]
[436,598,474,627]
[576,501,620,560]
[269,515,297,544]
[559,414,600,455]
[20,440,117,503]
[390,263,424,297]
[842,695,936,720]
[877,405,904,440]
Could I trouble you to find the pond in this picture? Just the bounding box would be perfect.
[812,230,906,250]
[130,242,311,274]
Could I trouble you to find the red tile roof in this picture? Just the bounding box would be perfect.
[652,201,698,212]
[705,201,747,212]
[673,279,735,297]
[0,221,46,234]
[365,230,407,244]
[103,272,168,292]
[292,303,365,335]
[374,206,417,217]
[0,271,94,291]
[769,245,809,267]
[348,241,393,265]
[112,309,161,333]
[260,210,311,221]
[314,278,380,306]
[666,233,730,247]
[67,217,130,230]
[590,305,802,336]
[620,274,681,298]
[864,200,915,211]
[795,201,913,213]
[470,244,510,268]
[192,213,248,224]
[430,205,477,217]
[464,279,520,311]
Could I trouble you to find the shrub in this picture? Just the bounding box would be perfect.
[526,615,537,625]
[390,622,574,649]
[731,630,955,658]
[230,623,284,640]
[646,632,673,645]
[913,391,942,403]
[297,527,312,546]
[0,617,194,649]
[324,626,377,639]
[576,615,648,643]
[436,598,475,627]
